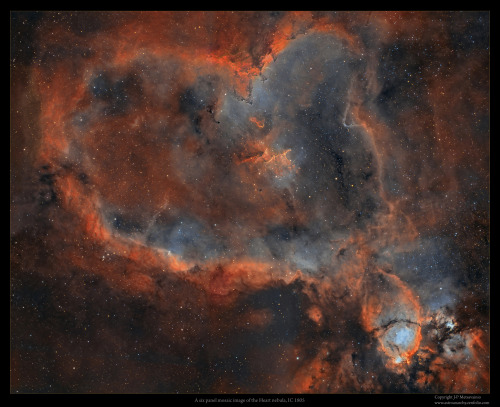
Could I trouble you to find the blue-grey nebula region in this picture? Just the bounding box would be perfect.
[10,11,489,394]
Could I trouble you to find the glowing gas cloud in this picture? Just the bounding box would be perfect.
[11,11,489,394]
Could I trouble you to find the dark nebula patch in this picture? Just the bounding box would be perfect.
[10,11,489,395]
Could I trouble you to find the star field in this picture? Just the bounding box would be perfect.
[10,11,489,394]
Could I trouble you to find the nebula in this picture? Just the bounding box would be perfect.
[10,11,489,394]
